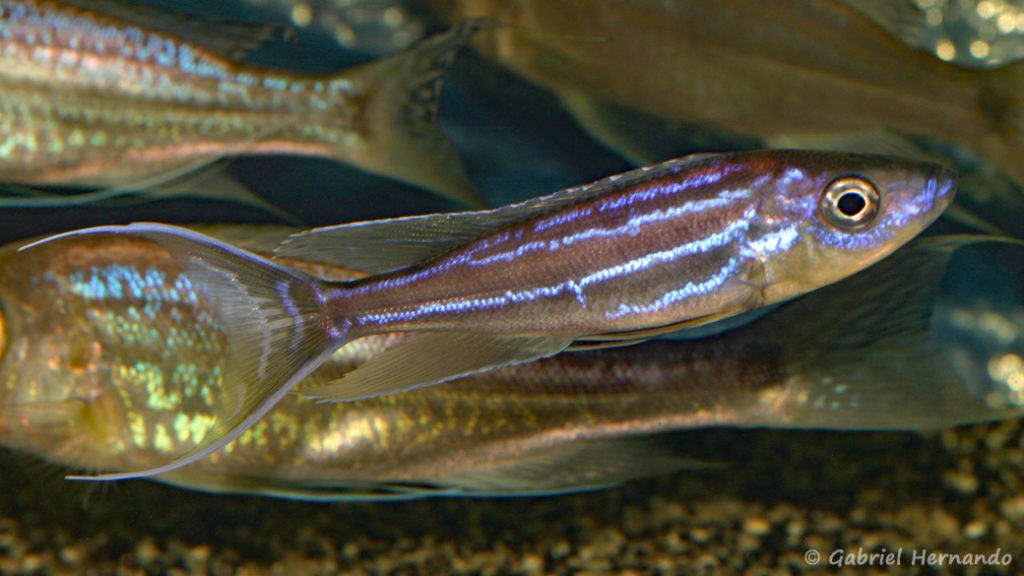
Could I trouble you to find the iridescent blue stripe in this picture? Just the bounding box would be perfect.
[349,178,758,326]
[353,217,749,326]
[609,257,742,318]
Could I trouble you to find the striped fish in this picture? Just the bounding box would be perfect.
[22,149,956,479]
[4,231,1021,499]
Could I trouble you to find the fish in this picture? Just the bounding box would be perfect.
[423,0,1024,195]
[0,0,484,207]
[1,229,1018,499]
[21,149,956,480]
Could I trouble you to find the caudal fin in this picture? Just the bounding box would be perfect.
[342,20,490,207]
[21,224,341,480]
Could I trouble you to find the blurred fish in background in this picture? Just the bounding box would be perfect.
[421,0,1024,236]
[0,0,485,217]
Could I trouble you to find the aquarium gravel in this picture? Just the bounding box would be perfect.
[1,421,1021,575]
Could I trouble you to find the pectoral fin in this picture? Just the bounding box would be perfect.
[301,332,573,402]
[940,205,1007,235]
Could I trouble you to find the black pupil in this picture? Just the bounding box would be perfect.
[836,191,866,217]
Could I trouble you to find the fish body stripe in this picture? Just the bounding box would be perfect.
[343,169,769,332]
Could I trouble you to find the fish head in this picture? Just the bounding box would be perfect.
[749,151,956,300]
[0,249,129,474]
[0,235,220,473]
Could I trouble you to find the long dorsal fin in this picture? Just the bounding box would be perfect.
[274,153,721,273]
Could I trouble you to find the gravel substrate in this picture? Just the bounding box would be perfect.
[1,420,1022,575]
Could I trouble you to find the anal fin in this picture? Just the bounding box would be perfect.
[156,471,457,502]
[436,438,717,496]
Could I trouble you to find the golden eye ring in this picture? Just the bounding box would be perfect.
[820,176,881,231]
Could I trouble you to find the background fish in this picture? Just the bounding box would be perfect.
[23,150,955,480]
[0,0,483,206]
[0,230,1018,499]
[422,0,1024,207]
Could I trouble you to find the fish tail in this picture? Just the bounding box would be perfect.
[337,19,491,207]
[20,224,342,480]
[756,236,1024,430]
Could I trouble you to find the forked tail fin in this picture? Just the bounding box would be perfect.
[339,19,492,207]
[20,224,342,480]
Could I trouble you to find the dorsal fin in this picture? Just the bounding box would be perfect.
[275,153,720,273]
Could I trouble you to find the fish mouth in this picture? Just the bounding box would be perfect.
[928,164,958,213]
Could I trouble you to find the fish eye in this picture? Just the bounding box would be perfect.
[819,176,881,231]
